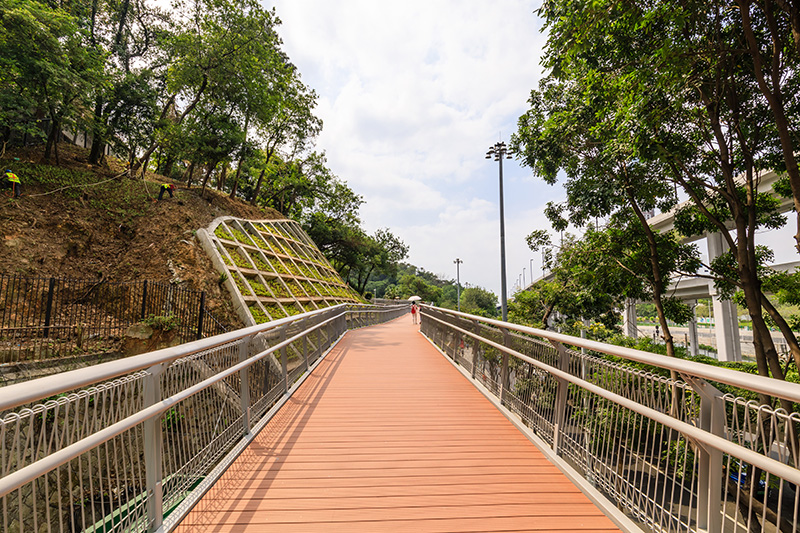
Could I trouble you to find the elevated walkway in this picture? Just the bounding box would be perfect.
[174,319,622,532]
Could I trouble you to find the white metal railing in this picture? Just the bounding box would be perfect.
[420,305,800,533]
[0,303,406,533]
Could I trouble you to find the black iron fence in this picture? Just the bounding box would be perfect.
[0,274,228,364]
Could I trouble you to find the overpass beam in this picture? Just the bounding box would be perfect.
[708,233,742,362]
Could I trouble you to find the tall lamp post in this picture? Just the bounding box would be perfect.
[454,258,463,312]
[523,267,526,289]
[486,141,512,321]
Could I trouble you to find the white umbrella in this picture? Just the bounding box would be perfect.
[408,295,422,301]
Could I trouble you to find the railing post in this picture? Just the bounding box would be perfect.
[196,291,206,340]
[302,319,309,372]
[471,320,480,379]
[684,376,724,532]
[499,329,510,404]
[280,327,288,394]
[454,318,463,364]
[43,277,55,338]
[239,336,252,436]
[549,340,571,455]
[141,279,148,320]
[327,317,332,350]
[143,362,165,532]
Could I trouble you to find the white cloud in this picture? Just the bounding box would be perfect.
[270,0,550,297]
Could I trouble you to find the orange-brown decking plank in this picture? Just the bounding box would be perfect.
[174,318,622,533]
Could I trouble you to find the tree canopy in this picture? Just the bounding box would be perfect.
[0,0,421,296]
[514,0,800,385]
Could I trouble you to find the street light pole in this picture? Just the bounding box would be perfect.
[454,258,463,312]
[523,267,526,288]
[486,141,512,321]
[530,258,534,282]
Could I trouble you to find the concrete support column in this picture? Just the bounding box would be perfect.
[623,298,637,338]
[687,300,700,357]
[707,233,742,362]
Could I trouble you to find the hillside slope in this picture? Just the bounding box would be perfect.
[0,144,284,327]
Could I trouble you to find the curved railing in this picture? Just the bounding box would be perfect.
[420,305,800,533]
[0,303,407,533]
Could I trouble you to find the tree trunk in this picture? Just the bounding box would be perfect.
[185,162,195,188]
[760,293,800,371]
[623,184,682,416]
[162,154,175,179]
[216,165,227,191]
[541,302,556,330]
[89,97,105,165]
[738,1,800,254]
[44,115,58,161]
[741,265,783,381]
[201,161,218,198]
[250,167,267,205]
[140,154,150,179]
[230,113,250,199]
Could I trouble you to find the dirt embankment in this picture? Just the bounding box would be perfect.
[0,144,283,327]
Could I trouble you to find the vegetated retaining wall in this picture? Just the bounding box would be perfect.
[197,217,363,326]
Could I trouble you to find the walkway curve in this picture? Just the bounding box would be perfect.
[174,317,622,532]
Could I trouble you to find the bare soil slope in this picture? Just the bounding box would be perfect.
[0,144,283,327]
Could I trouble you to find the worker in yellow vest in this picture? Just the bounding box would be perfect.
[4,169,21,198]
[158,183,175,201]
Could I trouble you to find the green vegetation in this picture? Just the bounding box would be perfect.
[512,0,800,385]
[143,314,180,332]
[1,0,414,300]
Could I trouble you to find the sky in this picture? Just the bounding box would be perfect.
[265,0,800,300]
[268,0,557,298]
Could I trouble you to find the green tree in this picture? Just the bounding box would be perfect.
[513,72,700,357]
[131,0,285,175]
[397,274,441,303]
[249,74,322,205]
[0,0,105,162]
[460,287,499,318]
[513,233,623,331]
[525,0,798,383]
[84,0,166,165]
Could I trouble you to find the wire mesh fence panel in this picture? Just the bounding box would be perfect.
[161,347,246,516]
[1,373,148,533]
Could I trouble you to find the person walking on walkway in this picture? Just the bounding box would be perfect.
[411,303,419,324]
[3,169,21,198]
[158,183,176,200]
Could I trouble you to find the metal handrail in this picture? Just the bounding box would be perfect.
[0,302,407,533]
[423,305,800,404]
[419,304,800,533]
[0,304,356,412]
[422,311,800,485]
[0,311,344,499]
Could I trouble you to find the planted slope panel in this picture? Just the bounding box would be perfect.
[198,217,363,326]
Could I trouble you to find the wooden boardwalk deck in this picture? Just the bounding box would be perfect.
[174,318,623,532]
